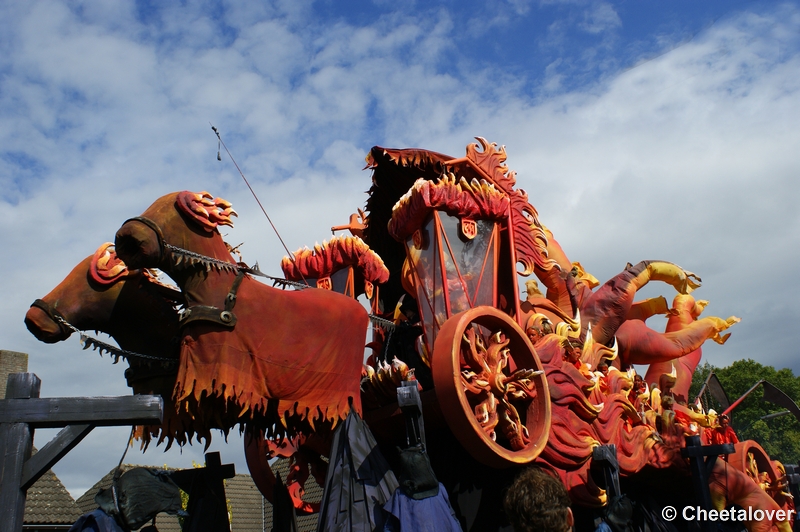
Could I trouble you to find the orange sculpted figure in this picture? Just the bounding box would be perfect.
[644,294,740,403]
[704,414,740,446]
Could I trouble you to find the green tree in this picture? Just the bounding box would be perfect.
[689,359,800,465]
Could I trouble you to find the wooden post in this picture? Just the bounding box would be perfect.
[0,373,41,531]
[0,371,163,531]
[171,451,235,532]
[681,435,735,532]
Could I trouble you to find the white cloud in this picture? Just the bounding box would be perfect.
[579,2,621,34]
[1,0,799,497]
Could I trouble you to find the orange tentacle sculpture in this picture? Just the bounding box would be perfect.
[644,294,740,403]
[709,460,793,532]
[579,260,702,346]
[617,312,740,367]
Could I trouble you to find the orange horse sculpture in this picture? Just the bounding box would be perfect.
[24,243,196,446]
[114,191,369,506]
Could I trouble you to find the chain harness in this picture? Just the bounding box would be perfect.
[54,314,179,366]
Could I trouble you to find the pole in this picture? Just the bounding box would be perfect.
[722,380,764,417]
[0,373,40,532]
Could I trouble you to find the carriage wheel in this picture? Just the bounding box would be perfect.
[432,306,550,468]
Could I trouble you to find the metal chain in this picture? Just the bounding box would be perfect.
[165,243,241,273]
[55,316,178,365]
[368,314,396,331]
[165,244,396,330]
[269,277,311,290]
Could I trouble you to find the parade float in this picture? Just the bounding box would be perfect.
[23,138,796,531]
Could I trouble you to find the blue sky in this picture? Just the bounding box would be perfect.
[1,0,799,499]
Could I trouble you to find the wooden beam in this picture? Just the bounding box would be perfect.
[20,424,94,491]
[0,395,163,427]
[0,373,40,532]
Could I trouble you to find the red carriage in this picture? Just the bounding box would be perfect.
[280,138,553,470]
[25,137,793,531]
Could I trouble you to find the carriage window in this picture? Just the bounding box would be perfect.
[405,215,446,345]
[331,267,354,296]
[438,214,497,311]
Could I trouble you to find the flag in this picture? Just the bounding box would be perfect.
[705,373,731,412]
[761,381,800,424]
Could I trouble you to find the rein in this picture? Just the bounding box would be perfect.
[53,314,178,366]
[167,245,397,331]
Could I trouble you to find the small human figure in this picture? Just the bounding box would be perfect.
[524,279,545,302]
[703,413,739,445]
[525,314,553,344]
[594,363,610,393]
[563,339,583,369]
[633,374,646,393]
[504,467,574,532]
[630,374,651,423]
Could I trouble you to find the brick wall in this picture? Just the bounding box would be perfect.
[0,350,29,398]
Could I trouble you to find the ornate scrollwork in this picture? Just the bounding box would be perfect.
[465,138,555,275]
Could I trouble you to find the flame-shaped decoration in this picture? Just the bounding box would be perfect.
[464,138,555,276]
[176,191,237,233]
[281,235,390,284]
[89,243,129,285]
[388,173,510,241]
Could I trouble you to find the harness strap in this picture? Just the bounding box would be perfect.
[30,299,71,336]
[178,270,245,329]
[122,216,166,265]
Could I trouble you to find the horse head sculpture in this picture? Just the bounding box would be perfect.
[115,191,370,510]
[24,243,201,447]
[25,243,181,365]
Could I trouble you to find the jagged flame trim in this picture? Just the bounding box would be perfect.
[281,235,390,283]
[173,367,354,443]
[388,173,510,241]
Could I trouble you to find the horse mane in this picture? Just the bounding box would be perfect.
[176,191,237,232]
[90,243,128,285]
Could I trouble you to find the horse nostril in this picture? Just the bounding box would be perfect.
[114,234,138,262]
[24,307,66,343]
